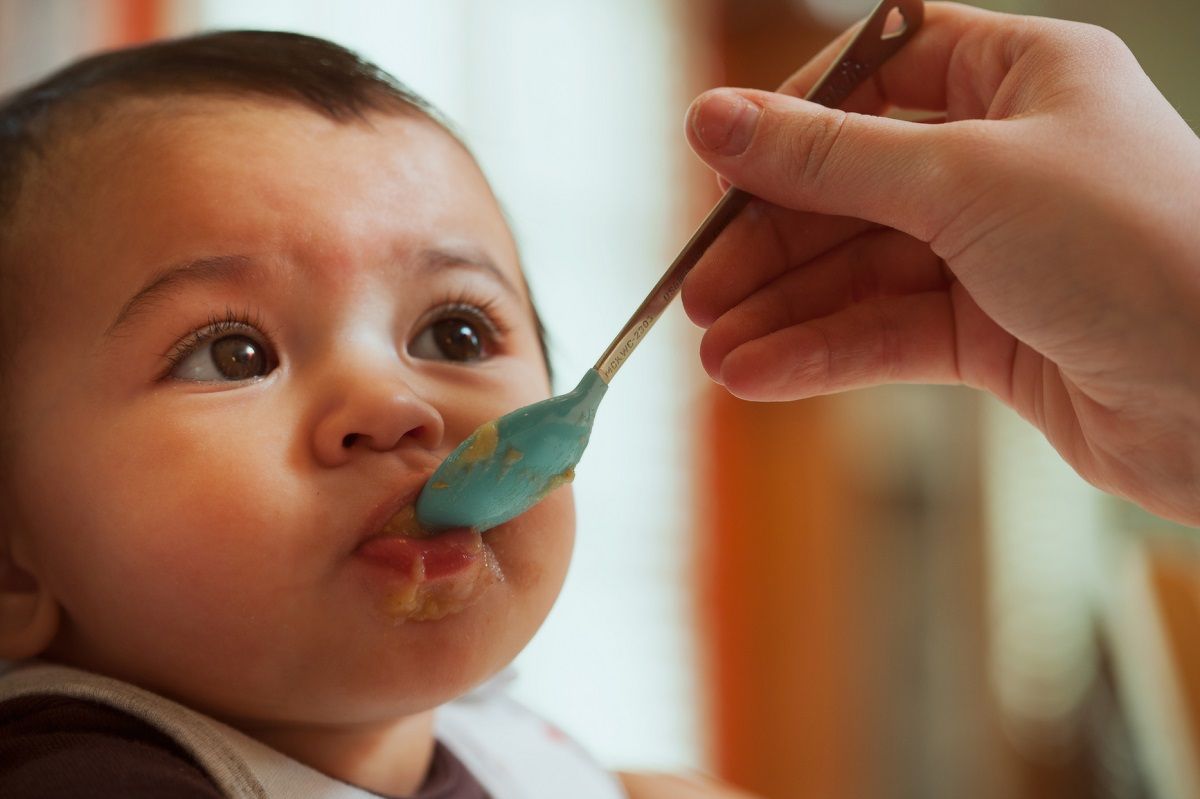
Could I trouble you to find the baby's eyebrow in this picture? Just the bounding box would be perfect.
[417,246,522,300]
[105,254,256,338]
[104,247,521,339]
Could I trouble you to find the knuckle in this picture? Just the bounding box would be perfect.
[1076,24,1137,74]
[1023,17,1133,71]
[786,325,834,388]
[1056,19,1128,57]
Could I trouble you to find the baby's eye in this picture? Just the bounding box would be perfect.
[168,326,277,382]
[409,310,496,363]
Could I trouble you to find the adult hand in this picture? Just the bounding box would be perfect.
[681,1,1200,524]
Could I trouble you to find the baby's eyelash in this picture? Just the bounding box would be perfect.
[430,291,509,335]
[161,307,269,374]
[156,293,509,379]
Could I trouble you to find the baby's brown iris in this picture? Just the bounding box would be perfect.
[431,318,485,361]
[211,335,269,380]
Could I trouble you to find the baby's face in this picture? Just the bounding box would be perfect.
[1,98,572,726]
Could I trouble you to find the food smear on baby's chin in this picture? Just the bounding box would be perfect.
[358,517,502,622]
[381,538,501,622]
[457,420,500,465]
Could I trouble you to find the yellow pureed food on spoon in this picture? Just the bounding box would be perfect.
[457,420,499,465]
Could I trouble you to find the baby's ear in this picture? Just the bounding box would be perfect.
[0,535,60,660]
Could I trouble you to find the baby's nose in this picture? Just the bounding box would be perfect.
[311,370,444,467]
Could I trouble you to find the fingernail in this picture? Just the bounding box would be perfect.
[691,90,760,156]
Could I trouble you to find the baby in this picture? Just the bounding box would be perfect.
[0,29,660,799]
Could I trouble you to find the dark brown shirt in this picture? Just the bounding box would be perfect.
[0,694,490,798]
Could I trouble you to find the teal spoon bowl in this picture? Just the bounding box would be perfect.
[415,369,608,532]
[414,0,923,533]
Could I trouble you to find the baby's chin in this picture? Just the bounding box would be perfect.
[235,540,570,725]
[248,601,550,728]
[174,608,531,732]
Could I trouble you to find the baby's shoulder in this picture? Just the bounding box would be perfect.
[0,692,223,798]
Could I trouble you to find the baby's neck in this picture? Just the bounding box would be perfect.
[238,709,437,795]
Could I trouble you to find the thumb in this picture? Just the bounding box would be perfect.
[686,88,968,243]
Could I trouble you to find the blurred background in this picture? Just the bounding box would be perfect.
[2,0,1198,797]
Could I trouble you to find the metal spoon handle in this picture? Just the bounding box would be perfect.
[594,0,924,383]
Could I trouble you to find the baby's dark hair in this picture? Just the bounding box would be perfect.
[0,29,550,380]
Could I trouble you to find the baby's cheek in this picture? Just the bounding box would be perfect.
[58,427,293,604]
[497,487,575,597]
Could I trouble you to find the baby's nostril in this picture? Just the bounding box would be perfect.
[342,433,359,448]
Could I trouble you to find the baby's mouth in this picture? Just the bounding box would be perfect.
[357,505,502,622]
[379,505,434,539]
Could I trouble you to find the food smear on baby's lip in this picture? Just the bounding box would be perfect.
[359,507,502,622]
[380,505,432,538]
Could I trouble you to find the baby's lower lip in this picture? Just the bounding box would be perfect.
[355,529,501,621]
[357,529,481,578]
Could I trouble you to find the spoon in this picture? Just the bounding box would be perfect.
[415,0,924,533]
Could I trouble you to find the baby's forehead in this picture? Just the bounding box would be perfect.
[5,92,521,327]
[22,93,490,231]
[45,93,435,175]
[10,97,431,284]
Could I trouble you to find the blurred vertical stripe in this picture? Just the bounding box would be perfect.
[700,392,868,798]
[114,0,164,44]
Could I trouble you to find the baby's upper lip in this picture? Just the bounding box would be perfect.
[355,478,432,548]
